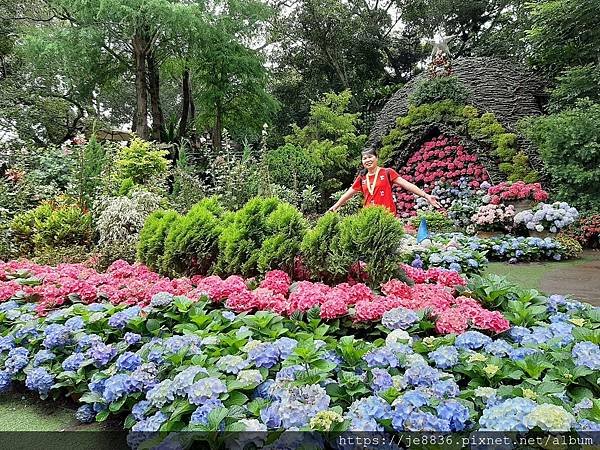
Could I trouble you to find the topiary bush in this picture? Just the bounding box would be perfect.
[266,143,323,192]
[137,210,182,272]
[257,203,308,274]
[331,206,407,287]
[300,212,343,283]
[215,197,281,277]
[115,138,171,186]
[161,197,224,277]
[409,210,454,233]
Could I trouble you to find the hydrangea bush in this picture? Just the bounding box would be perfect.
[514,202,579,234]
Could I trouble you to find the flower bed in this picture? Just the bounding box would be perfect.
[0,277,598,444]
[514,202,579,234]
[487,181,549,205]
[0,260,509,336]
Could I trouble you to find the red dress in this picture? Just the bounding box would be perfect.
[352,167,400,215]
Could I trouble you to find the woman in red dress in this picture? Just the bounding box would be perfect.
[328,148,441,214]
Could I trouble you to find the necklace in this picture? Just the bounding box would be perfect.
[365,167,380,196]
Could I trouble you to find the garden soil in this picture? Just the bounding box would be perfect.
[540,251,600,306]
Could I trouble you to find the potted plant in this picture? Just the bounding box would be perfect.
[486,181,549,214]
[469,203,516,238]
[513,202,579,237]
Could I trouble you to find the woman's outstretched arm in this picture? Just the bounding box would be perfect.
[393,176,442,208]
[328,187,359,212]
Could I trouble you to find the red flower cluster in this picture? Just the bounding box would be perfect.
[487,181,549,204]
[394,136,490,216]
[0,259,508,335]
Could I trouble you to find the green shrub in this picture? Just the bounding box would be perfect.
[266,143,323,191]
[410,210,454,232]
[257,203,307,274]
[521,100,600,213]
[9,197,92,256]
[215,197,281,277]
[555,234,583,259]
[300,212,343,282]
[409,76,469,107]
[137,210,181,271]
[115,138,170,186]
[332,206,407,287]
[162,197,224,277]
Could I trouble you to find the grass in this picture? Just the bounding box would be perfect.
[0,394,76,431]
[482,255,592,291]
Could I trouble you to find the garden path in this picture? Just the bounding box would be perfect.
[540,250,600,306]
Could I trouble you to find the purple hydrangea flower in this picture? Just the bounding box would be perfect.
[103,374,131,403]
[87,343,117,368]
[127,363,159,393]
[42,324,72,349]
[260,402,282,428]
[132,400,151,421]
[62,353,87,372]
[76,334,102,352]
[116,352,142,372]
[108,306,140,329]
[275,365,303,382]
[404,410,451,432]
[169,366,208,397]
[124,332,142,346]
[371,368,393,393]
[248,342,280,368]
[131,411,168,432]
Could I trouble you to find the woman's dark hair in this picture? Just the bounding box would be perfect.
[358,148,378,175]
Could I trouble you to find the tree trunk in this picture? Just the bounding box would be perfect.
[132,34,149,139]
[177,68,191,140]
[147,51,165,142]
[212,99,223,150]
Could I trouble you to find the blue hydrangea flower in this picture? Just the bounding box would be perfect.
[479,397,537,431]
[363,347,398,368]
[150,292,174,308]
[428,346,458,369]
[0,370,12,393]
[509,347,538,360]
[371,368,393,393]
[411,255,424,269]
[215,355,247,374]
[404,410,451,431]
[260,402,282,428]
[572,342,600,370]
[323,350,342,367]
[42,324,72,349]
[275,365,303,382]
[0,300,19,311]
[89,378,107,396]
[437,400,470,431]
[33,350,56,367]
[403,364,441,388]
[381,307,419,330]
[147,380,175,408]
[253,380,275,400]
[448,263,462,272]
[169,366,208,397]
[454,331,492,350]
[25,367,55,398]
[577,419,600,431]
[132,400,152,421]
[75,404,96,424]
[508,326,530,343]
[521,326,553,345]
[87,343,117,368]
[62,353,87,372]
[273,337,298,360]
[76,334,102,352]
[4,347,29,374]
[116,352,142,372]
[248,342,280,368]
[190,398,225,425]
[348,396,392,422]
[127,363,159,393]
[124,332,142,346]
[108,306,140,329]
[548,322,574,346]
[484,339,513,357]
[131,411,168,432]
[103,374,131,403]
[402,390,430,408]
[163,335,202,355]
[14,325,39,341]
[431,379,460,399]
[187,377,227,405]
[64,316,85,331]
[87,303,107,312]
[276,384,331,428]
[222,311,236,321]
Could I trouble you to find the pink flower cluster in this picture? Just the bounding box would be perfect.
[471,203,516,231]
[488,181,549,205]
[394,136,490,216]
[401,265,467,288]
[0,259,509,335]
[0,260,193,315]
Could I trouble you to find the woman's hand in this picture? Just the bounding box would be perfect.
[425,194,442,209]
[328,205,339,213]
